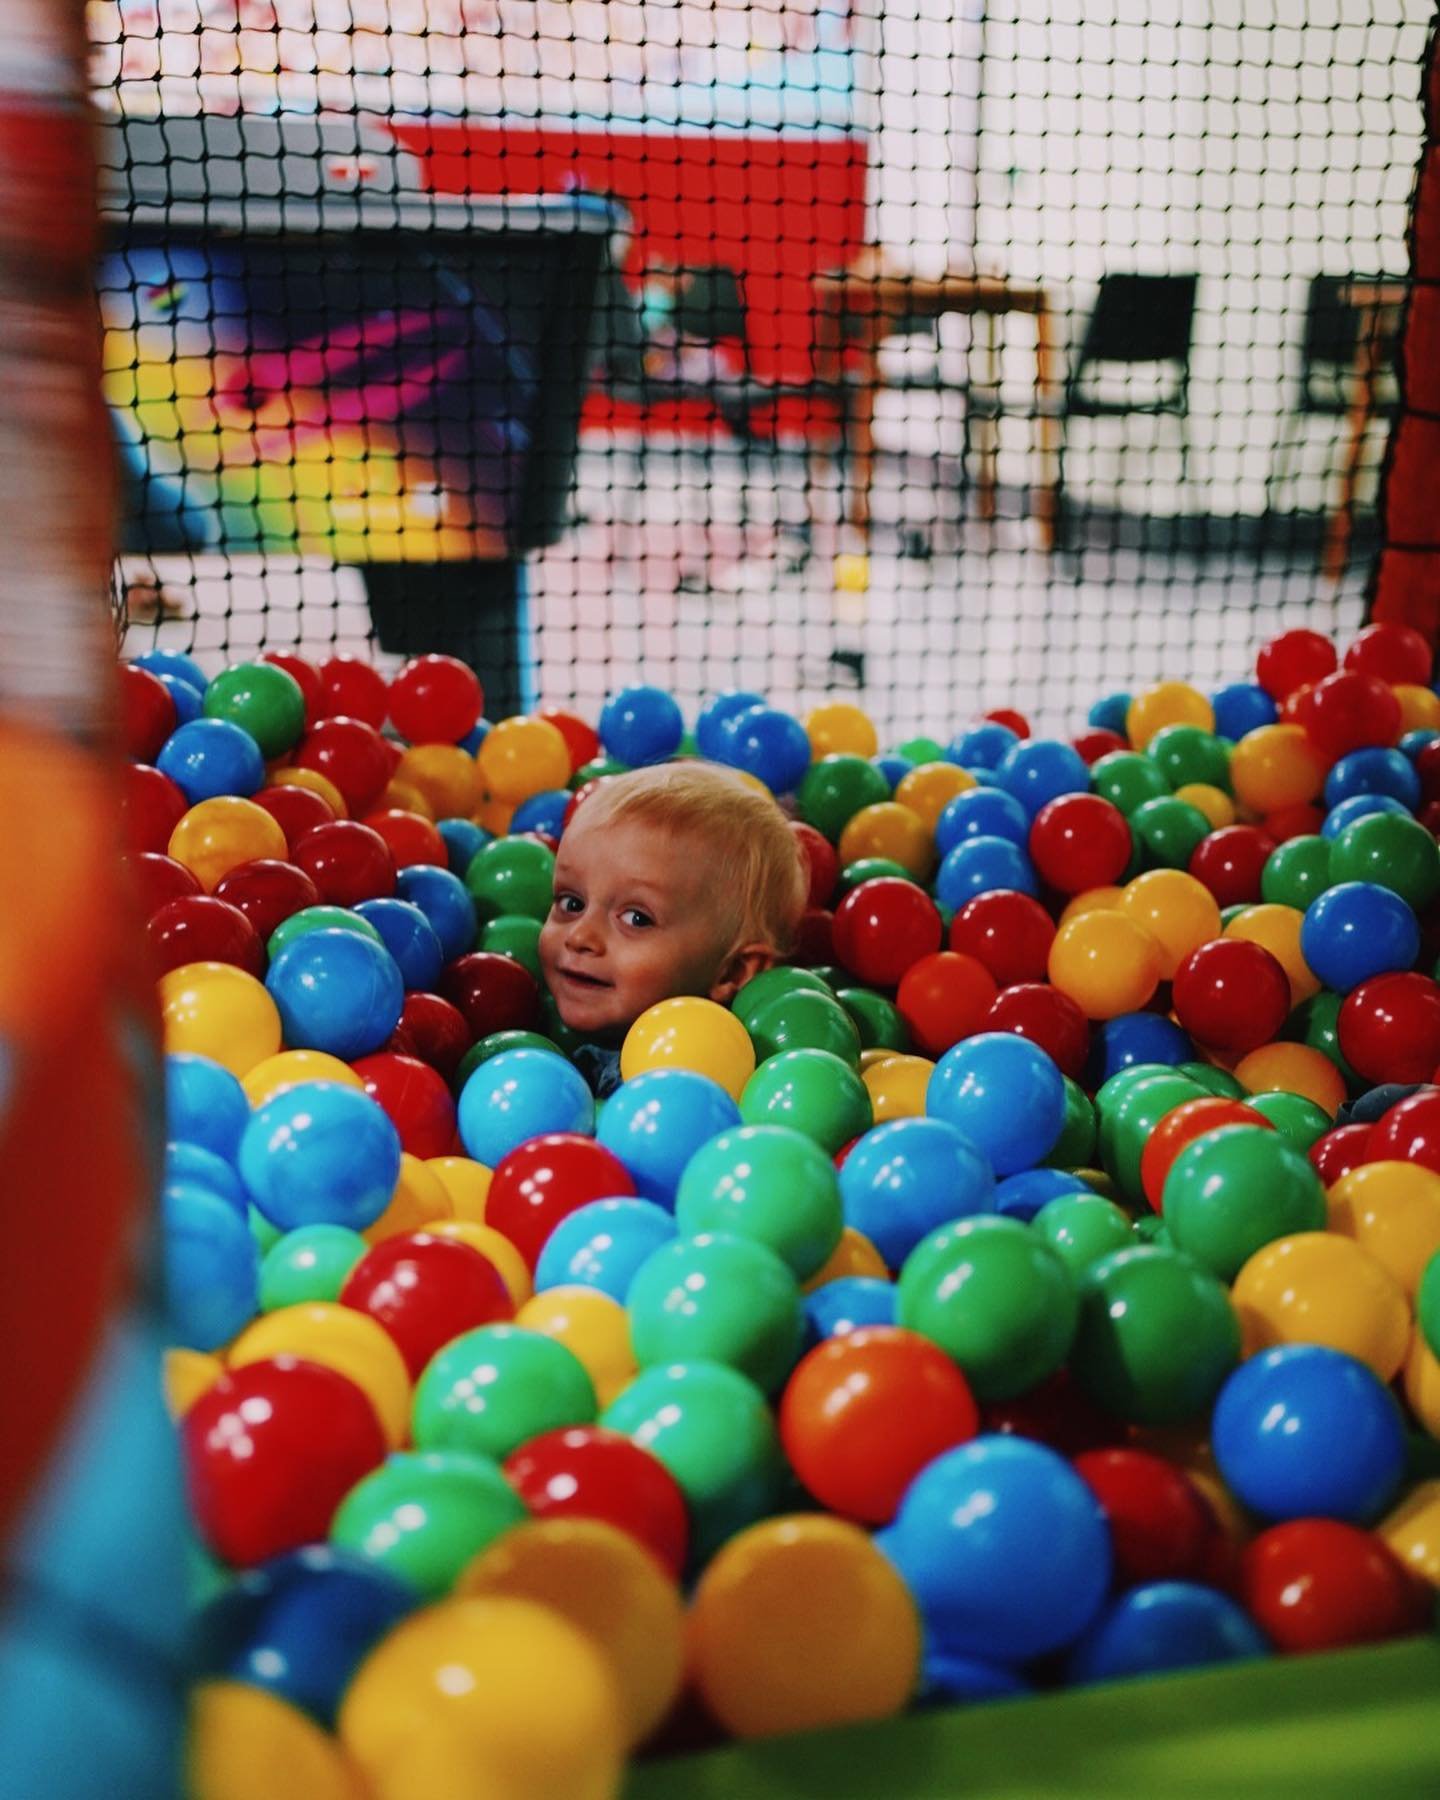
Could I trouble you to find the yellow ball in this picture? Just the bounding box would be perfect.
[688,1515,921,1739]
[1126,682,1214,750]
[620,996,756,1100]
[515,1287,637,1409]
[837,802,935,880]
[159,961,282,1078]
[1327,1160,1440,1298]
[457,1520,683,1747]
[1231,1232,1411,1381]
[168,795,288,893]
[164,1347,224,1420]
[805,703,878,760]
[268,765,348,817]
[1378,1479,1440,1587]
[190,1682,367,1800]
[478,716,572,805]
[1059,885,1125,924]
[364,1154,453,1245]
[1229,724,1329,813]
[1047,911,1163,1020]
[861,1053,935,1124]
[1174,782,1236,829]
[1393,683,1440,735]
[229,1302,412,1446]
[474,793,516,836]
[376,779,436,821]
[426,1220,533,1307]
[426,1156,493,1224]
[396,743,477,819]
[243,1049,364,1107]
[1234,1042,1346,1118]
[339,1596,624,1800]
[893,762,977,833]
[833,552,870,594]
[1224,903,1319,1007]
[1117,869,1222,981]
[802,1226,889,1292]
[1403,1329,1440,1441]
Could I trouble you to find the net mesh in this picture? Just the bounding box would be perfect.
[92,0,1430,738]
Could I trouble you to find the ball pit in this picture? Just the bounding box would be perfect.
[107,631,1440,1791]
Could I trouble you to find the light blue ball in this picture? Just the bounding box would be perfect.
[162,1181,261,1351]
[164,1052,250,1164]
[1087,692,1132,735]
[595,1068,741,1208]
[164,1141,247,1217]
[134,647,208,693]
[457,1047,595,1168]
[533,1198,677,1300]
[265,928,405,1060]
[803,1275,897,1344]
[437,818,490,879]
[239,1080,402,1233]
[154,671,205,725]
[838,1116,994,1268]
[353,898,445,992]
[1320,793,1411,839]
[927,1032,1066,1176]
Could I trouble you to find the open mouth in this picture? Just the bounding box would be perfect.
[556,968,611,990]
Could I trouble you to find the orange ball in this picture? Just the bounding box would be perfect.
[1047,910,1164,1020]
[168,796,288,892]
[1229,725,1329,814]
[1118,870,1222,981]
[396,743,477,819]
[1234,1042,1347,1118]
[837,803,935,880]
[477,717,571,805]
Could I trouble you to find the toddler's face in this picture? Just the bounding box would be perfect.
[539,811,752,1037]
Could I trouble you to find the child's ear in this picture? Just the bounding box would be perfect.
[709,942,777,1006]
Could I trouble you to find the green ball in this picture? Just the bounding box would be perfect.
[674,1124,844,1281]
[1089,751,1171,817]
[836,987,911,1052]
[894,736,945,765]
[1176,1061,1246,1099]
[746,988,862,1067]
[1419,1249,1440,1361]
[797,754,891,841]
[1330,812,1440,911]
[1031,1193,1135,1280]
[267,905,384,962]
[1101,1071,1207,1202]
[739,1048,873,1155]
[732,966,834,1032]
[463,837,555,924]
[627,1232,804,1392]
[1070,1245,1241,1424]
[1130,1215,1172,1247]
[805,966,848,992]
[480,913,543,980]
[202,660,306,759]
[259,1224,368,1310]
[601,1361,785,1561]
[1261,835,1333,911]
[330,1449,525,1599]
[1129,797,1213,869]
[836,857,918,894]
[572,755,628,788]
[897,1215,1078,1401]
[1162,1125,1326,1280]
[1146,725,1231,792]
[1244,1089,1332,1153]
[1043,1076,1098,1170]
[453,1029,564,1095]
[1282,991,1360,1086]
[1095,1063,1176,1119]
[411,1324,596,1461]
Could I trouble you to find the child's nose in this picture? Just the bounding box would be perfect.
[566,909,604,951]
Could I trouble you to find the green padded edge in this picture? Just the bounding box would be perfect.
[627,1637,1440,1798]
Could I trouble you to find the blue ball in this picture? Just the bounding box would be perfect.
[696,690,766,760]
[534,1198,677,1301]
[934,788,1031,857]
[721,706,812,795]
[927,1033,1066,1176]
[437,818,489,877]
[1212,1344,1407,1524]
[154,671,205,725]
[191,1545,416,1726]
[871,754,913,792]
[353,898,445,993]
[1299,882,1420,992]
[394,864,477,963]
[993,739,1092,817]
[838,1116,995,1268]
[164,1141,247,1216]
[265,928,405,1061]
[1323,747,1422,812]
[992,1167,1090,1223]
[1087,692,1132,735]
[595,1069,741,1208]
[156,717,265,803]
[1067,1582,1269,1686]
[239,1081,402,1233]
[877,1435,1112,1662]
[944,723,1018,771]
[1401,729,1440,760]
[921,1652,1032,1705]
[1320,793,1412,839]
[1210,682,1277,742]
[1092,1012,1193,1085]
[802,1276,897,1344]
[459,719,490,756]
[164,1052,250,1164]
[598,684,684,766]
[162,1181,261,1351]
[935,835,1039,908]
[457,1047,595,1168]
[134,648,208,693]
[510,789,571,838]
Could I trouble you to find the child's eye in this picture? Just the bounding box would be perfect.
[554,893,584,915]
[622,908,655,929]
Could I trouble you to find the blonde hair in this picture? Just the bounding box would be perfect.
[572,762,807,953]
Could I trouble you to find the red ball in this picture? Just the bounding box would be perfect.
[1344,622,1435,689]
[126,850,203,916]
[1263,802,1327,844]
[832,878,942,987]
[779,1326,979,1524]
[979,1366,1120,1458]
[362,808,449,870]
[1142,1095,1274,1211]
[339,1231,513,1379]
[146,894,264,977]
[119,662,178,763]
[1256,629,1338,701]
[122,762,189,854]
[260,652,321,720]
[293,716,393,814]
[1415,740,1440,805]
[396,991,474,1084]
[984,708,1030,739]
[1309,1121,1373,1185]
[292,820,397,906]
[1171,937,1291,1054]
[503,1426,689,1579]
[1072,727,1129,766]
[562,776,611,831]
[485,1132,637,1271]
[792,906,835,967]
[251,782,337,851]
[1239,1518,1430,1653]
[351,1051,458,1159]
[538,708,600,776]
[316,655,389,728]
[182,1356,387,1567]
[1028,793,1132,894]
[386,654,483,745]
[440,951,541,1040]
[983,982,1091,1081]
[895,951,998,1056]
[948,889,1056,987]
[1073,1448,1219,1587]
[791,819,839,909]
[1422,799,1440,837]
[1187,824,1276,908]
[1366,1086,1440,1175]
[213,859,321,941]
[1339,972,1440,1086]
[1290,671,1402,761]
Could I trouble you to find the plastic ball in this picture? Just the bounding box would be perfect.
[991,738,1090,818]
[394,743,478,820]
[1048,910,1163,1019]
[291,717,391,816]
[413,1323,596,1462]
[169,796,289,893]
[533,1198,675,1302]
[158,717,266,805]
[892,761,975,832]
[1072,1449,1218,1587]
[1367,1089,1440,1176]
[349,1052,456,1159]
[265,927,403,1061]
[499,1428,686,1582]
[1300,882,1421,992]
[385,654,482,744]
[259,1225,369,1311]
[1324,746,1421,812]
[1128,797,1212,871]
[948,888,1056,988]
[463,836,555,925]
[721,706,812,794]
[1257,629,1338,700]
[214,859,321,942]
[1230,725,1329,813]
[123,762,190,855]
[440,951,541,1041]
[1338,972,1440,1085]
[618,996,755,1099]
[267,903,383,963]
[803,1275,897,1341]
[982,982,1089,1080]
[478,715,572,804]
[797,755,890,841]
[1117,869,1222,980]
[1184,824,1272,910]
[892,951,997,1057]
[1290,670,1402,761]
[202,661,307,761]
[339,1232,514,1378]
[1327,1159,1440,1297]
[159,960,283,1077]
[239,1081,402,1234]
[457,1048,595,1169]
[188,1680,367,1800]
[362,1153,454,1243]
[936,790,1031,860]
[485,1132,636,1271]
[1224,901,1320,1007]
[1240,1518,1427,1654]
[1260,833,1332,910]
[675,1124,844,1281]
[291,820,396,908]
[746,986,863,1066]
[1090,750,1170,816]
[514,1287,638,1409]
[1091,1011,1192,1086]
[230,1302,412,1448]
[1067,1582,1268,1685]
[1100,1069,1208,1202]
[163,1182,262,1350]
[1345,620,1433,685]
[165,1051,251,1163]
[243,1048,365,1108]
[1162,1125,1325,1280]
[837,1116,994,1269]
[627,1232,803,1393]
[1031,1193,1135,1279]
[925,1031,1064,1175]
[1232,1231,1410,1381]
[739,1048,872,1156]
[804,702,878,759]
[1125,682,1214,750]
[1171,937,1291,1054]
[1330,811,1440,910]
[836,802,934,880]
[349,899,444,994]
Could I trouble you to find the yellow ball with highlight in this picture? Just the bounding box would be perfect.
[805,703,878,760]
[478,716,572,805]
[893,761,977,833]
[861,1053,935,1123]
[1394,683,1440,735]
[1234,1042,1346,1117]
[1126,682,1214,750]
[229,1302,412,1447]
[426,1156,493,1223]
[159,961,282,1077]
[515,1287,638,1409]
[1379,1480,1440,1587]
[1224,903,1319,1007]
[620,996,757,1100]
[1117,869,1221,981]
[1231,1231,1411,1381]
[1174,783,1235,829]
[396,743,476,819]
[1229,725,1329,813]
[243,1049,364,1107]
[1048,911,1163,1020]
[1327,1160,1440,1299]
[837,803,934,880]
[191,1682,367,1800]
[168,795,288,892]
